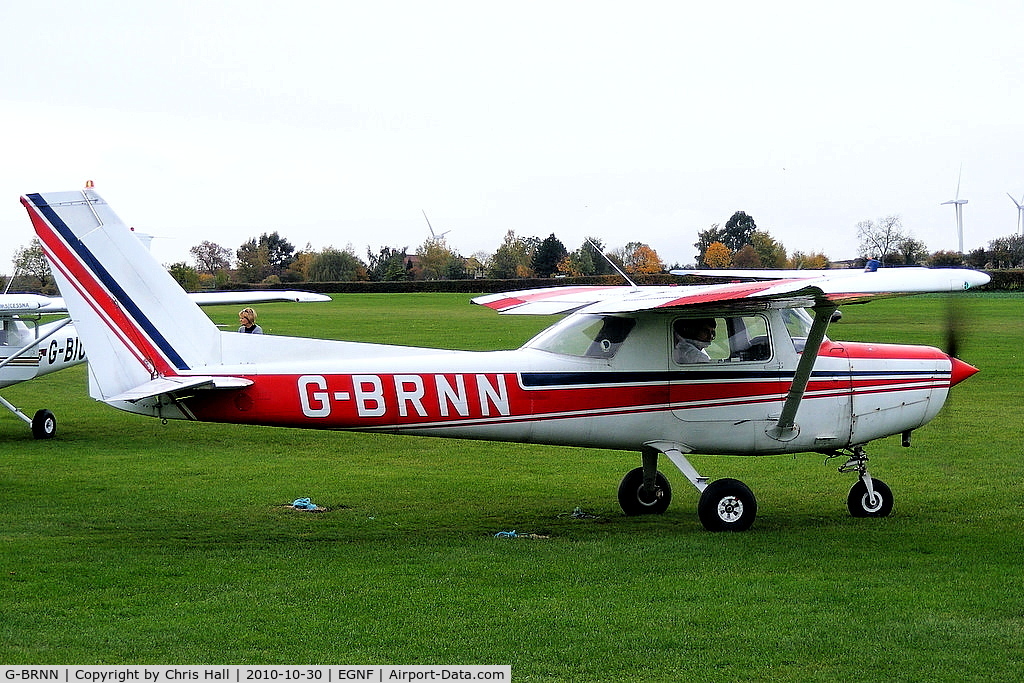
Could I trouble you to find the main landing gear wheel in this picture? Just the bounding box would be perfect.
[32,409,57,439]
[847,478,893,517]
[698,478,757,532]
[618,467,672,515]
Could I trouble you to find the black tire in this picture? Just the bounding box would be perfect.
[617,467,672,515]
[698,478,757,531]
[32,409,57,439]
[847,478,893,517]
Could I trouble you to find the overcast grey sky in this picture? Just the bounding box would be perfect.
[3,0,1023,273]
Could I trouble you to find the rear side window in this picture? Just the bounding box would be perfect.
[528,314,637,358]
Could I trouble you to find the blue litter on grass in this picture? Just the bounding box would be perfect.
[291,497,318,510]
[494,530,549,539]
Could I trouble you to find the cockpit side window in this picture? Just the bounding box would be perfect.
[673,314,772,364]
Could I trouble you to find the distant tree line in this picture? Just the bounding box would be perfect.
[167,230,670,289]
[8,210,1024,294]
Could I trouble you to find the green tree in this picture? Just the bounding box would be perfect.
[12,238,53,291]
[750,231,787,268]
[963,248,986,269]
[893,237,929,266]
[584,237,616,275]
[261,232,296,274]
[694,224,724,267]
[986,234,1024,268]
[931,250,967,268]
[532,234,568,278]
[416,237,463,280]
[367,246,411,281]
[488,230,535,279]
[167,262,200,291]
[722,211,757,251]
[308,247,366,281]
[236,232,295,281]
[235,239,271,283]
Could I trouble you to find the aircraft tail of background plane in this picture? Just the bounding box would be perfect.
[21,189,222,400]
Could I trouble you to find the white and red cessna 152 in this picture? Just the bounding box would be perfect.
[23,188,989,530]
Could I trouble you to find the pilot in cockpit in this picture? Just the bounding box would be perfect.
[673,318,717,364]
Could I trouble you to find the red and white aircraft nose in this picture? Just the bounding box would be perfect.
[949,356,979,387]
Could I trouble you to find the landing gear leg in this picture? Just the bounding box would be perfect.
[617,447,672,515]
[0,395,56,439]
[638,441,758,532]
[838,446,894,517]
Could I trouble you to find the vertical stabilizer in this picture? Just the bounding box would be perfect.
[21,189,222,400]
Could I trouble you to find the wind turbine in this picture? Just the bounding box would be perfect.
[421,210,451,240]
[941,166,968,253]
[1008,192,1024,236]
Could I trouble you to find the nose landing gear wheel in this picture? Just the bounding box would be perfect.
[698,478,757,531]
[847,478,893,517]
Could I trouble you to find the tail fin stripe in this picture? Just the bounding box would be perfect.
[25,193,189,373]
[41,234,164,374]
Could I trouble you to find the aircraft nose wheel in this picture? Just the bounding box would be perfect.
[847,478,893,517]
[698,478,757,531]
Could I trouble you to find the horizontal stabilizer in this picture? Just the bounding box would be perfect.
[0,294,69,315]
[188,291,331,305]
[106,375,253,403]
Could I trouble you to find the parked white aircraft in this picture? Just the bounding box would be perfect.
[23,188,989,530]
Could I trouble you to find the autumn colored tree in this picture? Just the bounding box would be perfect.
[626,244,664,274]
[787,251,830,269]
[732,244,762,268]
[704,242,732,268]
[694,224,724,266]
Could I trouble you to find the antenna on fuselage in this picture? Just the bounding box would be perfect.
[587,239,637,288]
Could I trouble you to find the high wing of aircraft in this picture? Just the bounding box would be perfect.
[22,188,990,530]
[1,271,330,439]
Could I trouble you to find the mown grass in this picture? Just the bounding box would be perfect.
[1,293,1022,680]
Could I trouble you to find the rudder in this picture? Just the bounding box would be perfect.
[22,189,222,400]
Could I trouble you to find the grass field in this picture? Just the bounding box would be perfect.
[1,292,1022,680]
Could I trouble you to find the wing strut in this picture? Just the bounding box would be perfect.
[767,303,837,441]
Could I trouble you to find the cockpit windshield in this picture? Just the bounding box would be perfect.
[781,307,818,352]
[525,314,637,359]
